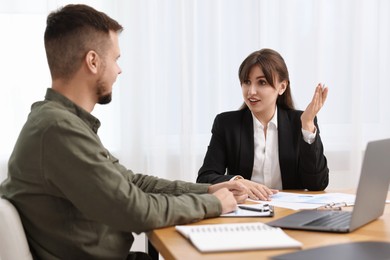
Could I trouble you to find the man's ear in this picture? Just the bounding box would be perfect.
[85,50,99,74]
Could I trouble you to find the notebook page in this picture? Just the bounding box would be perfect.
[176,222,302,252]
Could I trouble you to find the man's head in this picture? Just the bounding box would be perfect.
[44,4,123,104]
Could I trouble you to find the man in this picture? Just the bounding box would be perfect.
[0,4,247,260]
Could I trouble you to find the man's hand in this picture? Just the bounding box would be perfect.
[211,188,238,214]
[208,181,248,203]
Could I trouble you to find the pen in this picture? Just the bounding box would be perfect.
[238,205,270,212]
[315,207,342,211]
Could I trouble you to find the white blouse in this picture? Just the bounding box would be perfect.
[251,108,282,190]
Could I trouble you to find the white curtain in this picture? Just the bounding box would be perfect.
[1,0,389,254]
[1,0,390,190]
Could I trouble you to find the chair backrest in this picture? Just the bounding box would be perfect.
[0,197,33,260]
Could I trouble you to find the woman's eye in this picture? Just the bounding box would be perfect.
[259,80,267,85]
[243,80,251,85]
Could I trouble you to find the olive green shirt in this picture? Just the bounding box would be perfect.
[0,88,221,260]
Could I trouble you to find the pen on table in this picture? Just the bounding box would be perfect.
[315,205,342,211]
[238,205,270,212]
[315,202,347,211]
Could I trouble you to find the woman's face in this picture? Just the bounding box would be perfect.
[241,65,286,120]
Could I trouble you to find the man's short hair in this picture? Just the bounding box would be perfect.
[44,4,123,80]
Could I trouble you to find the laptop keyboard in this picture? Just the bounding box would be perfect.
[303,211,351,228]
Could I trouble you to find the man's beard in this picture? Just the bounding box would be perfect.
[96,80,112,105]
[98,92,112,104]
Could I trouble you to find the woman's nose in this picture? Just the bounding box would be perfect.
[248,84,256,95]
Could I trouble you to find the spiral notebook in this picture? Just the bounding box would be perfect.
[175,222,302,252]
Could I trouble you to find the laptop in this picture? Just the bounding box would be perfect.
[267,138,390,233]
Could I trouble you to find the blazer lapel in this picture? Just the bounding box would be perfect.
[277,108,297,187]
[239,109,255,179]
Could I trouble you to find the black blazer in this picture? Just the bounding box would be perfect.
[197,107,329,191]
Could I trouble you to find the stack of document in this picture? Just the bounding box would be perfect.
[252,192,357,210]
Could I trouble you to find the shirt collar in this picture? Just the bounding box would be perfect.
[251,106,278,129]
[44,88,101,133]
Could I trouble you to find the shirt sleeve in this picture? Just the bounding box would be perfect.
[301,127,317,144]
[229,175,244,181]
[42,118,221,234]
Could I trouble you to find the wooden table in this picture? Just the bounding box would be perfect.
[147,191,390,259]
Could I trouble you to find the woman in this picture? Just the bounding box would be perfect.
[197,48,329,201]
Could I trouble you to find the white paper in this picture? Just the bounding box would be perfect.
[246,192,358,210]
[176,222,302,252]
